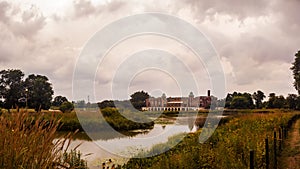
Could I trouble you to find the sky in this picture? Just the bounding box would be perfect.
[0,0,299,102]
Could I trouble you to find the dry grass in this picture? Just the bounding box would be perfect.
[0,110,87,169]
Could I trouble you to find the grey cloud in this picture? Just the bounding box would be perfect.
[0,1,9,23]
[0,1,46,40]
[10,15,46,39]
[73,0,96,18]
[72,0,126,19]
[183,0,271,22]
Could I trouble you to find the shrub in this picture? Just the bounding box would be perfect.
[60,101,74,113]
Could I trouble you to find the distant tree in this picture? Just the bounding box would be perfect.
[59,101,74,113]
[25,74,54,111]
[267,93,276,108]
[286,94,298,109]
[225,94,233,108]
[0,69,24,109]
[75,100,86,108]
[273,95,286,108]
[242,92,255,109]
[130,91,149,110]
[267,93,286,109]
[291,50,300,94]
[225,92,254,109]
[230,96,250,109]
[253,90,266,109]
[97,100,115,109]
[52,96,68,107]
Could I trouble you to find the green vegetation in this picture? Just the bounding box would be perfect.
[29,107,154,132]
[130,91,149,110]
[291,50,300,95]
[60,150,88,169]
[0,111,88,169]
[0,69,54,111]
[59,101,75,113]
[100,108,154,131]
[120,111,300,169]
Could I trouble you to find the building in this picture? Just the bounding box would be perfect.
[142,90,211,111]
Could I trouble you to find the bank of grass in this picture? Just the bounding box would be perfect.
[0,111,88,169]
[35,107,154,132]
[120,111,300,169]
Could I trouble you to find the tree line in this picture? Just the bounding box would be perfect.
[223,91,300,109]
[0,69,73,112]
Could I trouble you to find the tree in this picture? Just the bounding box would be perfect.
[59,101,74,113]
[267,93,276,108]
[267,93,286,109]
[225,93,233,108]
[25,74,54,111]
[291,50,300,94]
[225,92,254,109]
[273,95,286,108]
[241,92,255,109]
[0,69,24,109]
[52,96,68,107]
[253,90,266,109]
[286,94,298,109]
[75,100,86,108]
[97,100,115,109]
[130,91,149,110]
[230,96,250,109]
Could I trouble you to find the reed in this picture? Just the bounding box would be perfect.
[0,110,88,169]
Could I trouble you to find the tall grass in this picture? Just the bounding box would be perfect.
[0,110,88,169]
[121,112,299,169]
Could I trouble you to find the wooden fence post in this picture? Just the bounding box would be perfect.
[265,138,269,169]
[274,131,277,169]
[250,150,254,169]
[279,128,282,152]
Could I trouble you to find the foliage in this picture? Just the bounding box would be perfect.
[97,100,115,109]
[225,92,254,109]
[120,112,299,169]
[230,96,251,109]
[61,150,88,169]
[291,50,300,94]
[0,111,88,169]
[101,107,154,131]
[130,91,149,110]
[37,108,154,132]
[253,90,266,109]
[75,100,86,108]
[52,95,68,107]
[25,74,54,111]
[0,69,24,109]
[59,101,74,113]
[267,93,287,109]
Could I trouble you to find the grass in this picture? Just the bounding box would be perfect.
[0,110,88,169]
[38,108,155,132]
[120,111,300,169]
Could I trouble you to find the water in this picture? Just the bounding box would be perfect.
[61,117,200,168]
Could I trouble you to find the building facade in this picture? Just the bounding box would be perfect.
[142,90,211,111]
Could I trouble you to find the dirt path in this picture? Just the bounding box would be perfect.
[281,119,300,169]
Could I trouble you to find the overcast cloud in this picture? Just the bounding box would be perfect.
[0,0,299,102]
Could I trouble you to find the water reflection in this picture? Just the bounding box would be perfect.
[59,114,220,168]
[61,123,198,168]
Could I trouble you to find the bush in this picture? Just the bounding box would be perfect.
[60,101,74,113]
